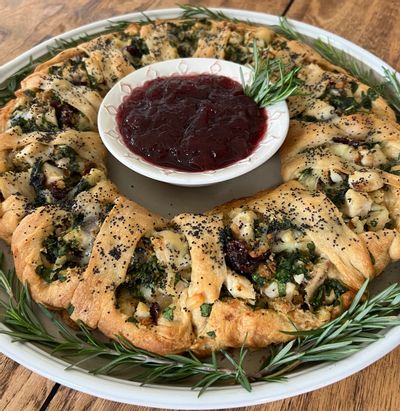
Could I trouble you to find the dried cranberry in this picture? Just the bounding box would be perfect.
[332,136,360,148]
[150,302,161,324]
[126,45,141,57]
[49,183,68,200]
[225,239,258,275]
[50,99,75,128]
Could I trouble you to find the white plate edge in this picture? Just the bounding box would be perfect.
[0,7,399,409]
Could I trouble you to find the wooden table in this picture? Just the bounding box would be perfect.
[0,0,399,410]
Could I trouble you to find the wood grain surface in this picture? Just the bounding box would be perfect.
[0,0,399,410]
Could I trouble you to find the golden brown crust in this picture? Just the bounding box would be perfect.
[2,16,400,357]
[12,206,81,309]
[70,196,165,327]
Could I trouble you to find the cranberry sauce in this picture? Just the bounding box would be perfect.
[116,74,267,172]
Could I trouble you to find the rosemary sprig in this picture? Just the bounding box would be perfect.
[313,38,378,86]
[383,68,400,117]
[179,4,241,23]
[0,261,249,395]
[273,16,304,41]
[0,251,399,395]
[258,280,400,380]
[241,43,302,107]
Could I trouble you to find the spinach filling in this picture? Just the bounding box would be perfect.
[310,279,348,309]
[115,237,170,324]
[272,245,316,295]
[298,167,349,207]
[125,36,150,68]
[379,154,400,176]
[322,178,350,207]
[49,56,102,90]
[223,214,318,301]
[321,84,379,115]
[225,45,248,64]
[36,232,83,283]
[254,217,298,238]
[29,151,94,207]
[166,22,199,58]
[10,111,57,133]
[120,238,167,298]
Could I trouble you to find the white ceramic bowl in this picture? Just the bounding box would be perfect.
[98,58,289,186]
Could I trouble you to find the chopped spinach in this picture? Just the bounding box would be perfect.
[200,303,213,317]
[274,248,316,285]
[162,306,175,321]
[166,22,198,58]
[69,179,92,197]
[30,160,46,193]
[267,218,297,234]
[251,272,267,287]
[55,145,80,173]
[35,265,55,283]
[41,234,82,266]
[125,36,149,67]
[126,254,166,291]
[324,85,379,115]
[298,167,313,180]
[323,179,350,207]
[225,45,248,64]
[254,217,296,238]
[310,279,347,309]
[277,282,287,297]
[10,115,38,133]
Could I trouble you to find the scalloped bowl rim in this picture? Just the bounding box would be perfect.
[98,57,289,186]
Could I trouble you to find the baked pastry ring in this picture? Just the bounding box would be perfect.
[2,15,399,356]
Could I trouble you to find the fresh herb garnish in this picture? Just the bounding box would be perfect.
[241,42,302,108]
[313,38,378,85]
[0,255,399,395]
[273,17,304,41]
[179,4,241,23]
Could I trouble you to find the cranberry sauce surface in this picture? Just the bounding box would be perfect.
[116,74,267,172]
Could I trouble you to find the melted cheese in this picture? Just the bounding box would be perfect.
[343,189,372,218]
[229,209,257,243]
[151,230,190,271]
[224,269,255,303]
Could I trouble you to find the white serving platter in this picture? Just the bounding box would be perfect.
[0,7,399,409]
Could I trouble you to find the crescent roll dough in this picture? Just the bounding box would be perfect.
[3,16,400,356]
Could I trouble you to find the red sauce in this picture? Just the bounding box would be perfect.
[116,74,267,172]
